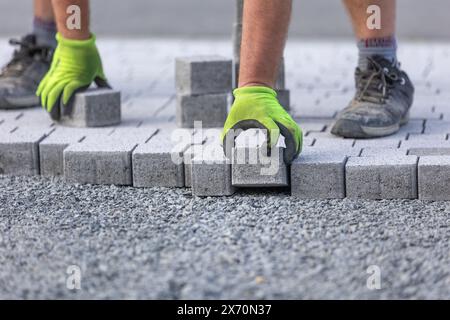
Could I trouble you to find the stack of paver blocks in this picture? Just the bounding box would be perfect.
[233,0,290,109]
[175,56,232,128]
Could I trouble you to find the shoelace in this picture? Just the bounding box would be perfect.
[1,38,52,77]
[356,57,404,104]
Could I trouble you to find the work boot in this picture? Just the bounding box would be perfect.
[0,34,53,109]
[331,55,414,138]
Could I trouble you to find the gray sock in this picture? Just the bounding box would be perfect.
[357,36,397,70]
[33,17,57,48]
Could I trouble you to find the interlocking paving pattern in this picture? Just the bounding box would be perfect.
[2,39,450,199]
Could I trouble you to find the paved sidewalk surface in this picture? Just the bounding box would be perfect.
[0,39,449,298]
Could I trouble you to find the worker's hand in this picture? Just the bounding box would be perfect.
[221,86,303,164]
[37,33,109,118]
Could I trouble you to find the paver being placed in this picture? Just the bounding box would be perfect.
[232,129,288,187]
[59,88,122,128]
[418,156,450,200]
[0,127,49,176]
[64,129,156,185]
[346,156,418,200]
[191,143,235,197]
[176,93,229,128]
[175,56,232,95]
[291,150,347,199]
[132,129,194,187]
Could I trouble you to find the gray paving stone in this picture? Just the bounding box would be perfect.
[291,150,347,199]
[191,143,235,197]
[183,128,222,187]
[39,129,88,177]
[300,122,327,134]
[346,156,418,200]
[401,138,450,156]
[418,156,450,200]
[59,89,122,128]
[301,145,362,157]
[176,93,229,128]
[175,56,232,95]
[184,144,204,187]
[423,120,450,134]
[360,147,407,157]
[39,127,113,177]
[232,129,288,187]
[64,129,156,185]
[353,138,401,149]
[313,138,355,148]
[0,127,48,176]
[132,129,194,187]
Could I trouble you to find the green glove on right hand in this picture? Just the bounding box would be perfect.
[37,33,109,119]
[221,86,303,164]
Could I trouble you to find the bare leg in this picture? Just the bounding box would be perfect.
[34,0,55,22]
[239,0,292,88]
[51,0,90,40]
[343,0,396,39]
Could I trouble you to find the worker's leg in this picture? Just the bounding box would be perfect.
[238,0,291,88]
[331,0,415,138]
[222,0,302,163]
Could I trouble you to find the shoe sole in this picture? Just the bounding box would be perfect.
[331,112,410,139]
[0,95,40,110]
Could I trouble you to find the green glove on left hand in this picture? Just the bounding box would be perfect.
[37,33,109,118]
[221,86,303,164]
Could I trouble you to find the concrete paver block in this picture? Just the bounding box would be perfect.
[191,144,235,196]
[313,138,355,148]
[291,150,347,199]
[360,147,407,157]
[132,129,194,187]
[346,156,418,199]
[0,127,48,176]
[176,56,232,95]
[39,128,91,176]
[60,89,121,128]
[423,120,450,135]
[176,93,229,128]
[232,129,288,187]
[418,156,450,200]
[401,138,450,156]
[353,138,401,149]
[64,130,156,185]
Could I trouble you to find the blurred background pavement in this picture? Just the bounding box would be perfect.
[1,0,450,40]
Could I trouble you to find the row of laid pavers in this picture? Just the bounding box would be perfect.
[2,114,450,200]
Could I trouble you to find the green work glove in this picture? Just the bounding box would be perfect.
[37,33,109,118]
[221,86,303,164]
